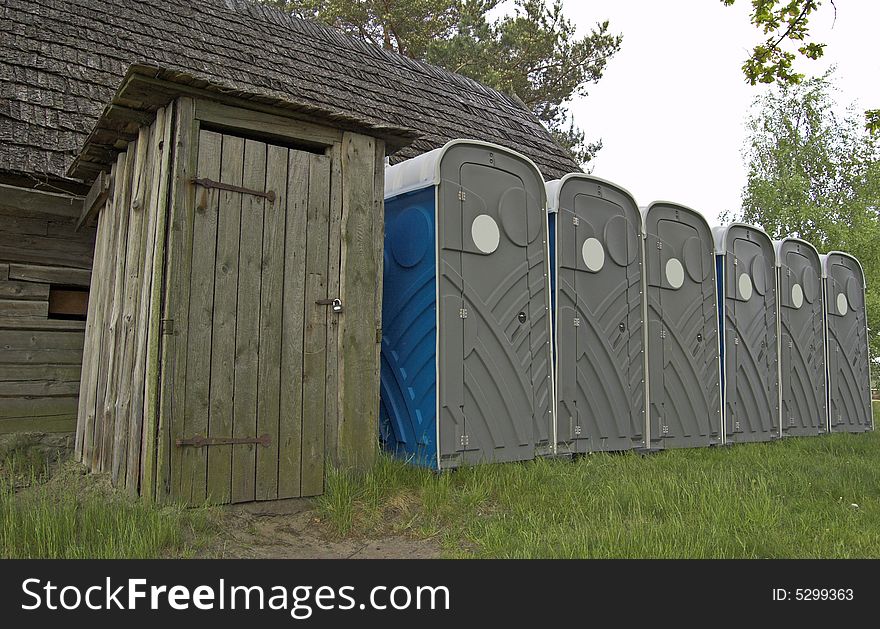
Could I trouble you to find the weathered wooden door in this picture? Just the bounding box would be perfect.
[168,129,334,504]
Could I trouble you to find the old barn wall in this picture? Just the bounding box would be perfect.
[0,185,94,435]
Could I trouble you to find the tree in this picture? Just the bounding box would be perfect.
[721,0,879,131]
[729,74,880,366]
[268,0,622,165]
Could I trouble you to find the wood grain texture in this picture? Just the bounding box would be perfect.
[126,106,168,495]
[139,104,175,500]
[205,133,244,504]
[75,159,117,461]
[0,415,77,434]
[254,143,287,501]
[8,263,91,287]
[0,299,48,318]
[301,153,330,497]
[231,138,267,504]
[159,97,197,503]
[277,150,309,500]
[179,128,221,505]
[98,122,145,475]
[323,143,343,469]
[337,132,379,472]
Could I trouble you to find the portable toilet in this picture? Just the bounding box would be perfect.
[643,202,722,449]
[713,224,779,443]
[546,174,646,453]
[775,238,827,436]
[821,252,873,433]
[379,140,554,469]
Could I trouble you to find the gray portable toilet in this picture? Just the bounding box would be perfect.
[713,224,779,443]
[775,238,827,436]
[380,140,555,470]
[821,252,873,433]
[546,174,646,453]
[643,202,722,449]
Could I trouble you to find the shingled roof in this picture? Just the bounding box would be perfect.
[0,0,581,186]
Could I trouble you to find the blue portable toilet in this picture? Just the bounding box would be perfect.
[713,223,779,443]
[379,140,555,470]
[546,174,647,454]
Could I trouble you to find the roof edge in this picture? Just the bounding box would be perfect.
[69,64,420,182]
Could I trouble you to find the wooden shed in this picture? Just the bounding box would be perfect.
[72,67,416,503]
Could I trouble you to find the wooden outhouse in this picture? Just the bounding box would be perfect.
[72,66,416,504]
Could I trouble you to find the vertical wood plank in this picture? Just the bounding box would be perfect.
[112,111,163,487]
[301,153,330,497]
[0,264,8,281]
[277,150,310,500]
[159,97,197,503]
[90,144,135,471]
[371,139,386,465]
[231,139,267,504]
[337,132,379,472]
[255,144,287,501]
[76,162,116,462]
[102,124,152,475]
[205,134,244,504]
[135,106,174,500]
[179,129,221,505]
[323,143,343,468]
[112,125,152,486]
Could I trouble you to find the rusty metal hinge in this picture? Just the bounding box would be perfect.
[191,178,276,202]
[176,434,271,448]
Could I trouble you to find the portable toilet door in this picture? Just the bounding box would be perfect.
[546,174,646,453]
[775,238,827,436]
[821,252,873,433]
[643,202,722,449]
[713,224,779,443]
[380,140,554,470]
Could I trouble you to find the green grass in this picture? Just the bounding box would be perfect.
[0,447,216,559]
[315,431,880,558]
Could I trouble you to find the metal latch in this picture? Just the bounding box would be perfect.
[572,216,579,226]
[176,434,271,448]
[659,329,666,339]
[460,308,468,319]
[573,317,580,327]
[458,189,467,201]
[459,434,470,448]
[316,298,344,313]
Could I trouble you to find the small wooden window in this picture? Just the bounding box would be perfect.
[48,286,89,320]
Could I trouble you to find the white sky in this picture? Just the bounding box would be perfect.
[563,0,880,225]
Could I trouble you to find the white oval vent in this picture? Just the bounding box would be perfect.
[791,283,803,309]
[471,214,500,254]
[665,258,684,289]
[582,238,605,272]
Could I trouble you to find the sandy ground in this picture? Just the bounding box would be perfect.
[204,499,441,559]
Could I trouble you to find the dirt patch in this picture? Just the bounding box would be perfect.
[204,500,441,559]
